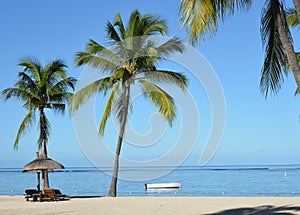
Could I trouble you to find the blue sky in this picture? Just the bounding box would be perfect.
[1,0,300,168]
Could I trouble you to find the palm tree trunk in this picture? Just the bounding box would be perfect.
[274,1,300,89]
[293,0,300,25]
[40,108,49,189]
[41,140,49,189]
[108,82,131,197]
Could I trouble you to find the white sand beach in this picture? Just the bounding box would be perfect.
[1,196,300,215]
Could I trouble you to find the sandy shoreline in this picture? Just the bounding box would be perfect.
[1,196,300,215]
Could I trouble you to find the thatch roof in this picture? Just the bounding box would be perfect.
[23,155,64,172]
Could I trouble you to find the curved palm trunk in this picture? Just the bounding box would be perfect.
[108,82,131,197]
[39,107,49,189]
[274,1,300,89]
[293,0,300,25]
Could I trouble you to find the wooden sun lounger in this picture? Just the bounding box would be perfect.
[53,189,70,199]
[41,188,70,201]
[24,189,40,201]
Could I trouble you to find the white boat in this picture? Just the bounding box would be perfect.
[145,182,181,190]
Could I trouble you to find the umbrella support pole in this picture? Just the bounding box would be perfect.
[36,152,41,193]
[42,170,49,191]
[37,172,40,192]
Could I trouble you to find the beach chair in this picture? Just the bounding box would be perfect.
[24,189,40,201]
[53,189,70,200]
[41,188,58,201]
[42,188,69,201]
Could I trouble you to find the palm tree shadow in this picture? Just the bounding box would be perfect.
[206,205,300,215]
[70,195,102,199]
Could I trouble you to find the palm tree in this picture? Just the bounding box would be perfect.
[71,10,188,197]
[2,58,76,188]
[179,0,300,96]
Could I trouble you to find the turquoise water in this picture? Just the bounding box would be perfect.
[1,165,299,197]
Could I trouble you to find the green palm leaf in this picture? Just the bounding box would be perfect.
[140,80,175,126]
[179,0,252,45]
[107,22,122,42]
[2,88,38,102]
[37,114,51,150]
[260,0,292,96]
[141,70,188,91]
[13,109,34,150]
[75,52,119,71]
[286,8,299,28]
[71,77,114,113]
[113,13,126,39]
[99,82,120,135]
[18,58,42,84]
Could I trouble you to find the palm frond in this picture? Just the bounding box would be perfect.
[179,0,252,46]
[113,13,126,39]
[99,82,120,135]
[37,114,51,150]
[126,10,141,38]
[215,0,252,19]
[113,89,127,125]
[50,103,65,114]
[286,7,299,28]
[156,37,185,57]
[45,59,68,84]
[86,39,107,54]
[107,21,122,42]
[14,109,35,150]
[260,0,289,96]
[50,91,73,104]
[260,0,283,95]
[135,37,184,59]
[141,70,188,91]
[18,58,42,84]
[51,77,76,94]
[140,14,168,36]
[17,72,36,89]
[86,39,122,66]
[2,88,38,102]
[140,80,175,126]
[71,77,114,113]
[74,52,118,72]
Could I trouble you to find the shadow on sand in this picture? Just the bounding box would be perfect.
[70,195,102,199]
[206,205,300,215]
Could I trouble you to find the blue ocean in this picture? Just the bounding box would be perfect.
[1,165,299,197]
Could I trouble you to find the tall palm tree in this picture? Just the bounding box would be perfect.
[2,58,76,188]
[71,10,188,197]
[179,0,300,96]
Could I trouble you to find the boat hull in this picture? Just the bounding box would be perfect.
[145,182,181,190]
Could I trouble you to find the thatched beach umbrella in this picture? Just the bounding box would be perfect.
[23,153,64,192]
